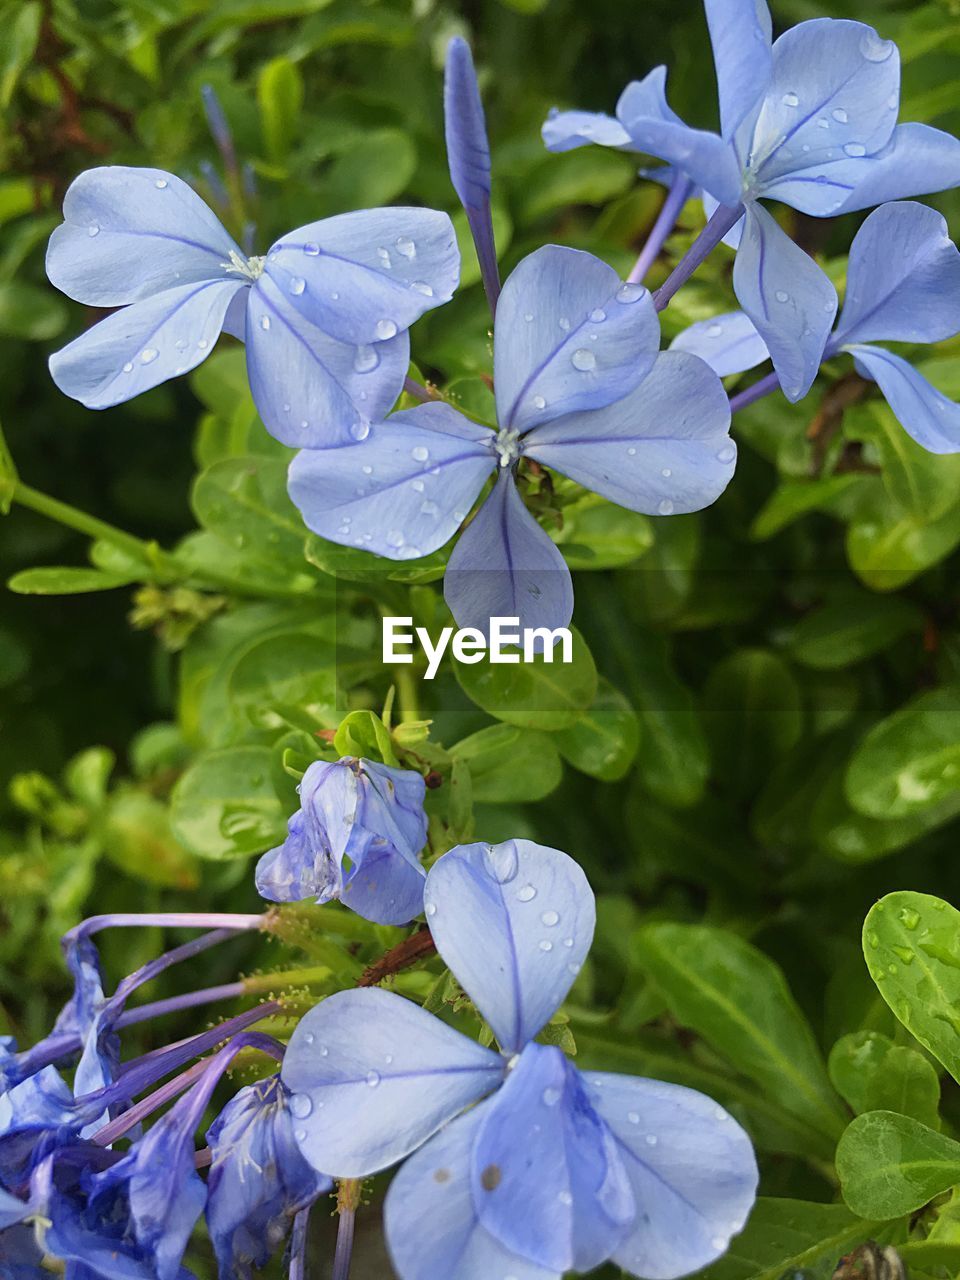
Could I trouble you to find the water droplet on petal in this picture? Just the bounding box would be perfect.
[616,282,646,304]
[627,446,637,457]
[627,1111,640,1124]
[386,530,405,549]
[716,444,736,463]
[775,290,790,303]
[259,314,271,330]
[541,910,559,927]
[361,464,373,475]
[425,901,437,917]
[557,1190,573,1206]
[350,422,370,441]
[155,178,168,189]
[303,242,320,256]
[658,498,674,516]
[87,223,100,237]
[289,277,306,295]
[140,347,159,364]
[411,445,429,462]
[832,107,849,124]
[539,940,553,952]
[861,29,895,61]
[532,395,547,410]
[411,280,434,296]
[558,316,571,331]
[817,116,830,129]
[395,236,416,259]
[366,1071,381,1088]
[589,308,606,322]
[781,92,799,107]
[290,1093,313,1118]
[376,319,398,340]
[843,141,867,157]
[303,1032,315,1045]
[523,312,534,323]
[542,1087,561,1107]
[198,338,209,349]
[661,467,671,478]
[175,338,188,351]
[516,884,537,902]
[645,1133,659,1146]
[354,345,379,373]
[707,322,724,338]
[571,348,597,372]
[295,1129,307,1142]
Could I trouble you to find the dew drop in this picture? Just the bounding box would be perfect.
[711,1237,728,1252]
[616,282,646,304]
[484,842,519,884]
[781,92,799,108]
[87,223,100,237]
[140,347,159,365]
[899,907,921,930]
[571,348,597,372]
[259,314,271,330]
[557,1191,573,1206]
[395,236,417,259]
[843,141,867,158]
[354,345,379,373]
[661,467,672,478]
[861,30,895,61]
[425,902,437,917]
[295,1129,307,1142]
[362,464,373,475]
[542,1087,561,1107]
[411,479,425,493]
[289,277,306,296]
[539,940,553,952]
[411,280,434,296]
[658,499,674,516]
[421,499,440,517]
[290,1093,313,1119]
[175,338,188,351]
[558,316,571,331]
[832,107,849,124]
[350,422,370,442]
[376,319,398,340]
[541,910,559,927]
[645,1134,659,1146]
[411,445,429,462]
[775,289,790,303]
[516,884,537,902]
[386,530,405,549]
[627,1111,640,1124]
[155,177,169,189]
[377,247,392,268]
[707,322,724,338]
[366,1071,381,1088]
[817,116,830,129]
[303,242,320,256]
[716,444,736,464]
[198,338,209,349]
[523,312,534,323]
[303,1032,315,1045]
[589,308,607,322]
[532,394,547,410]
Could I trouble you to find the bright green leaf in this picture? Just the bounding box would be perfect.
[837,1111,960,1219]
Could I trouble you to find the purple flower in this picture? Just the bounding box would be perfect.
[45,167,459,446]
[675,201,960,453]
[288,247,735,637]
[281,839,758,1280]
[544,0,960,402]
[255,757,428,925]
[205,1075,331,1277]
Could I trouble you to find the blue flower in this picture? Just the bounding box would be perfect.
[675,201,960,453]
[205,1074,331,1277]
[544,0,960,402]
[255,756,428,925]
[288,246,735,637]
[46,167,460,446]
[280,839,758,1280]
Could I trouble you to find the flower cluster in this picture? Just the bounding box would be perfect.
[0,756,758,1280]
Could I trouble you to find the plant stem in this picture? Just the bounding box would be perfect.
[627,175,694,285]
[403,376,433,403]
[729,370,781,414]
[394,665,422,724]
[289,1207,311,1280]
[653,202,744,312]
[332,1181,362,1280]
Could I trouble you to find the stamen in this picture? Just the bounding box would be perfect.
[493,428,521,468]
[222,249,266,280]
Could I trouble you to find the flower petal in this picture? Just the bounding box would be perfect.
[442,471,574,641]
[524,350,736,514]
[423,840,595,1054]
[281,988,505,1177]
[340,844,426,926]
[849,344,960,454]
[287,402,495,561]
[493,245,660,433]
[704,0,772,139]
[584,1072,758,1280]
[541,109,634,152]
[46,167,240,306]
[48,278,243,409]
[264,208,460,346]
[732,203,836,401]
[615,70,744,207]
[670,310,769,376]
[751,20,900,186]
[835,202,960,345]
[472,1044,635,1273]
[385,1102,560,1280]
[245,276,408,447]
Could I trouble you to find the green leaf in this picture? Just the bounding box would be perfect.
[847,498,960,592]
[553,494,653,570]
[0,282,67,340]
[227,633,341,732]
[787,593,922,670]
[100,791,199,889]
[170,746,289,859]
[702,649,803,801]
[750,476,867,541]
[701,1198,886,1280]
[322,128,416,212]
[304,533,447,584]
[629,632,709,808]
[334,710,398,766]
[837,1111,960,1219]
[0,414,17,515]
[0,2,40,108]
[847,401,960,522]
[518,150,636,222]
[192,456,310,571]
[451,724,562,803]
[863,890,960,1084]
[555,678,639,781]
[634,923,847,1153]
[829,1031,941,1129]
[258,57,304,160]
[845,687,960,818]
[64,747,115,808]
[7,567,139,595]
[454,628,597,731]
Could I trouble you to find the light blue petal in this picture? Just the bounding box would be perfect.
[732,203,836,401]
[472,1044,635,1273]
[281,988,505,1177]
[704,0,772,139]
[761,126,960,216]
[524,351,736,515]
[48,278,243,409]
[264,208,459,347]
[385,1101,560,1280]
[443,471,574,641]
[46,167,239,307]
[585,1072,758,1280]
[670,311,769,376]
[493,246,659,433]
[287,402,495,561]
[423,840,595,1054]
[541,109,634,153]
[750,20,899,187]
[615,70,743,206]
[340,844,426,925]
[245,276,408,447]
[835,202,960,345]
[849,344,960,454]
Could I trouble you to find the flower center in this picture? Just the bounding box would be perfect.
[493,428,521,469]
[222,249,266,281]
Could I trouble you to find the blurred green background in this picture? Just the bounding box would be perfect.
[5,0,960,1274]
